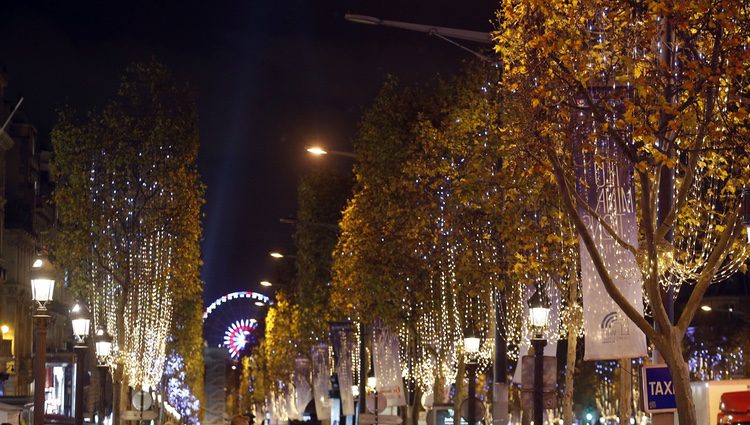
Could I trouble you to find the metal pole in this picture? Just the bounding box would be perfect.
[493,289,508,425]
[467,362,477,425]
[34,310,50,425]
[532,338,546,425]
[99,366,107,425]
[74,345,87,425]
[358,323,367,418]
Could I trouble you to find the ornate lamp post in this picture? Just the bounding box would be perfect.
[463,324,481,425]
[71,304,91,425]
[94,329,113,425]
[31,258,55,425]
[528,288,550,425]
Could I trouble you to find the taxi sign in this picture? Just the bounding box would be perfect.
[642,364,677,413]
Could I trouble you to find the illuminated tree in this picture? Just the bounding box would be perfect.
[494,1,750,422]
[332,67,580,419]
[51,60,204,424]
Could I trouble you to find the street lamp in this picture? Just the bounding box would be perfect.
[344,14,493,62]
[528,288,550,425]
[71,304,90,425]
[260,280,273,287]
[31,257,55,425]
[270,251,297,260]
[305,146,358,159]
[94,329,112,425]
[463,324,481,425]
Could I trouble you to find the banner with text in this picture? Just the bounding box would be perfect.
[311,345,331,420]
[372,324,407,406]
[330,322,355,416]
[573,93,648,360]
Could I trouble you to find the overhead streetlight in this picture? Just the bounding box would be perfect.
[344,13,493,62]
[701,305,712,312]
[270,251,297,260]
[254,301,265,307]
[31,257,55,425]
[307,146,328,155]
[305,145,358,159]
[528,287,551,425]
[70,304,90,425]
[260,281,273,287]
[344,14,491,43]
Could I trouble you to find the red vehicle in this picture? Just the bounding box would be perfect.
[717,391,750,425]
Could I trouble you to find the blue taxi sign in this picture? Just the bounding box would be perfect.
[642,364,677,413]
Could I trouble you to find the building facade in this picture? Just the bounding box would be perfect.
[0,69,80,419]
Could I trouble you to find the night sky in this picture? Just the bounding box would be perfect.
[0,0,498,305]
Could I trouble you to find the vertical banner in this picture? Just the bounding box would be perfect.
[573,91,648,360]
[330,322,355,416]
[294,358,313,419]
[311,345,331,420]
[372,323,407,406]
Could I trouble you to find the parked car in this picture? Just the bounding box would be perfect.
[717,391,750,425]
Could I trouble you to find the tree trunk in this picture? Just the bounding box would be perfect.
[410,385,421,425]
[618,359,632,422]
[562,283,578,425]
[661,335,697,425]
[562,333,577,424]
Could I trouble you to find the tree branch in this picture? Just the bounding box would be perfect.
[636,170,674,335]
[676,207,741,336]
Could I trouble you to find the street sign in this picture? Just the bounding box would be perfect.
[132,390,153,411]
[642,364,677,413]
[459,397,485,422]
[359,414,402,425]
[520,356,557,410]
[366,393,388,414]
[122,410,158,421]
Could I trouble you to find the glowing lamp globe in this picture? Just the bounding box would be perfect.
[95,329,113,358]
[463,327,481,355]
[70,304,91,342]
[528,288,550,338]
[367,369,377,390]
[30,258,55,305]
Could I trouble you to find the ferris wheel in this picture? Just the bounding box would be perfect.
[203,291,270,358]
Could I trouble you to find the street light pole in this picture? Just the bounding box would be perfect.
[31,258,56,425]
[463,325,480,425]
[95,329,113,425]
[74,345,87,425]
[531,338,546,425]
[344,14,493,62]
[33,311,49,425]
[71,304,91,425]
[528,288,550,425]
